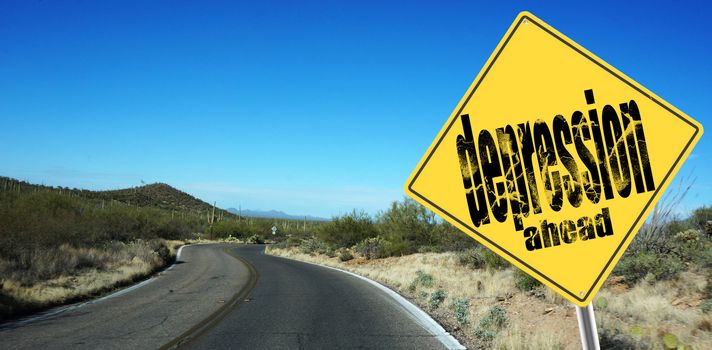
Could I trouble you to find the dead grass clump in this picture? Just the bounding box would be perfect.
[494,324,564,350]
[0,239,181,321]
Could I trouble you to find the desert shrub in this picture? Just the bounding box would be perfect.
[211,220,248,239]
[376,198,436,256]
[273,236,302,249]
[315,210,377,248]
[613,251,685,284]
[449,298,470,325]
[473,327,497,343]
[299,238,328,255]
[285,236,302,247]
[429,289,446,309]
[155,219,194,240]
[354,237,388,259]
[457,248,485,269]
[0,190,201,259]
[429,221,478,252]
[0,239,172,285]
[409,270,434,291]
[687,206,712,232]
[324,246,336,258]
[701,300,712,313]
[513,268,541,291]
[338,250,354,262]
[480,248,509,270]
[598,327,638,350]
[474,305,508,343]
[457,247,509,271]
[246,234,265,244]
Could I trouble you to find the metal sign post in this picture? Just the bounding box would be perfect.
[576,303,600,350]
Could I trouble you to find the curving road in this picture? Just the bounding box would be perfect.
[1,244,453,350]
[184,245,448,350]
[0,244,252,350]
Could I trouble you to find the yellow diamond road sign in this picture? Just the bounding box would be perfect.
[405,12,703,306]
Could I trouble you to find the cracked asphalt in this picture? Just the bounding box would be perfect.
[0,244,250,350]
[185,245,447,350]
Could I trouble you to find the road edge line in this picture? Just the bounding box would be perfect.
[269,253,466,350]
[159,246,259,350]
[2,245,187,328]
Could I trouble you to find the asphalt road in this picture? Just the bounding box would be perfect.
[1,244,451,350]
[185,245,448,350]
[0,244,251,350]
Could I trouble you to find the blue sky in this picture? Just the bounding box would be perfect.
[0,1,709,218]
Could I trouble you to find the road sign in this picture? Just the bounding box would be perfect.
[404,11,702,307]
[272,226,278,235]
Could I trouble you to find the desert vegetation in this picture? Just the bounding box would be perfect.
[0,177,320,321]
[269,195,712,349]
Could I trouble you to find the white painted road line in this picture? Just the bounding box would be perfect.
[271,254,466,350]
[3,245,186,328]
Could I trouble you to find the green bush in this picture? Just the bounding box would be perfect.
[376,198,436,256]
[315,210,377,248]
[613,251,685,284]
[687,206,712,232]
[306,197,477,257]
[598,327,639,350]
[354,237,387,259]
[273,236,306,249]
[409,270,434,291]
[246,234,264,244]
[514,268,541,291]
[0,190,202,259]
[449,298,470,326]
[299,238,329,255]
[429,289,446,309]
[457,248,485,269]
[338,250,354,262]
[474,305,508,343]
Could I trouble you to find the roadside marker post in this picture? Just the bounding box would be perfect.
[404,12,702,348]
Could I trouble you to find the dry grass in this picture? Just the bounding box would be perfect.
[0,239,182,321]
[494,323,566,350]
[267,246,712,350]
[596,271,711,349]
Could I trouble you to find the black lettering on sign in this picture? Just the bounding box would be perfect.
[496,125,529,230]
[553,115,583,208]
[534,119,563,212]
[585,90,615,201]
[602,105,632,198]
[518,122,543,215]
[456,114,489,227]
[479,130,508,223]
[454,89,655,251]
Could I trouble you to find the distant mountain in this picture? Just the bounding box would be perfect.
[93,183,230,215]
[0,177,233,217]
[226,208,328,221]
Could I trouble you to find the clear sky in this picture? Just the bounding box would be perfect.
[0,1,710,218]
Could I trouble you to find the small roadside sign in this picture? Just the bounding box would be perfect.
[404,12,702,307]
[271,226,278,235]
